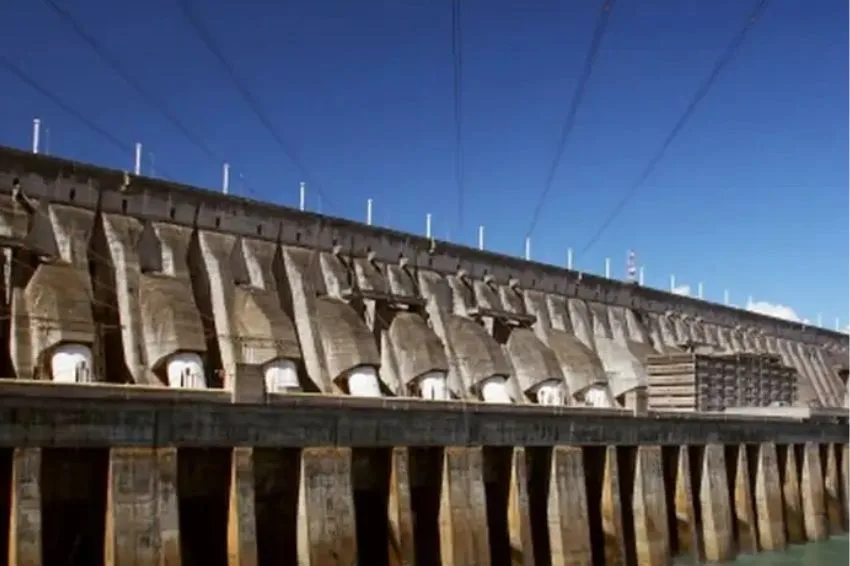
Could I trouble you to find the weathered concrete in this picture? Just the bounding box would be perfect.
[733,445,758,555]
[227,447,258,566]
[297,447,357,565]
[547,446,592,565]
[387,447,415,565]
[699,444,733,562]
[800,442,828,542]
[8,447,41,566]
[672,446,699,561]
[780,445,805,544]
[632,445,669,566]
[104,447,180,566]
[507,447,535,565]
[823,443,844,534]
[601,445,627,565]
[439,447,490,565]
[754,442,786,551]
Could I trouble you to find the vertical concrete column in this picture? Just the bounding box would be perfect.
[632,445,669,566]
[699,444,733,562]
[8,447,41,566]
[601,446,627,566]
[800,442,828,542]
[673,446,699,560]
[105,447,181,566]
[387,447,415,565]
[842,444,849,527]
[507,447,535,565]
[439,447,490,566]
[754,442,786,551]
[824,444,844,534]
[297,447,357,565]
[733,446,758,554]
[228,447,258,566]
[547,446,592,566]
[781,445,805,544]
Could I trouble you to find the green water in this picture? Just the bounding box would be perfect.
[673,535,848,565]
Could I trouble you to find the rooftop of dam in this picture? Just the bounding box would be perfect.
[0,144,846,414]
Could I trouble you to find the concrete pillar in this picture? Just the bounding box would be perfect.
[439,447,490,566]
[228,447,258,565]
[673,446,699,560]
[507,447,535,564]
[104,447,181,566]
[8,447,41,566]
[632,446,669,566]
[547,446,592,565]
[754,442,786,551]
[824,444,844,534]
[297,447,357,565]
[800,442,828,542]
[387,447,415,565]
[733,446,758,554]
[781,445,805,544]
[842,444,849,526]
[601,446,627,565]
[699,444,733,562]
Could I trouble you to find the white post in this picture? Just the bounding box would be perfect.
[366,198,373,225]
[817,313,822,327]
[638,266,645,286]
[723,289,730,306]
[697,282,703,299]
[604,257,611,279]
[32,118,41,154]
[566,247,573,269]
[426,213,432,239]
[670,274,676,292]
[836,317,841,331]
[524,237,531,260]
[299,182,306,211]
[134,142,142,175]
[747,295,753,308]
[222,162,230,194]
[478,225,485,250]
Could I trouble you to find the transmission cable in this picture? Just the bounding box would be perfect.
[175,0,333,207]
[576,0,771,258]
[1,54,135,161]
[525,0,618,239]
[451,0,465,233]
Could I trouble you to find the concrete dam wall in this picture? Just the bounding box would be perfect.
[0,145,847,565]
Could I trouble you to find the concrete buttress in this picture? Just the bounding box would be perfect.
[227,447,258,566]
[547,446,592,566]
[699,444,734,562]
[800,442,828,542]
[8,447,41,566]
[754,442,786,551]
[823,444,844,534]
[672,446,700,561]
[439,446,490,565]
[733,445,758,554]
[507,447,535,565]
[387,447,415,566]
[104,447,181,566]
[781,445,805,544]
[632,446,670,566]
[601,445,627,565]
[297,447,357,565]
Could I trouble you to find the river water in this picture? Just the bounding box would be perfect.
[672,535,848,565]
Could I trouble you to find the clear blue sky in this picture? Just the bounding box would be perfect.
[1,0,847,327]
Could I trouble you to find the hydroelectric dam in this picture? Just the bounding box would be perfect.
[0,145,846,565]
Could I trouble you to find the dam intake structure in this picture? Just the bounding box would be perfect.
[0,145,846,565]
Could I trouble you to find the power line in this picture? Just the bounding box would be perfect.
[451,0,465,232]
[174,0,333,207]
[0,54,133,159]
[525,0,617,238]
[577,0,772,258]
[39,0,227,167]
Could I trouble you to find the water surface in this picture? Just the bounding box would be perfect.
[673,535,848,565]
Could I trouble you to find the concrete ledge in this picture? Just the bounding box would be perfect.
[724,407,849,420]
[0,383,845,448]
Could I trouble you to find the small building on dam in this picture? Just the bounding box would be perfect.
[0,145,846,565]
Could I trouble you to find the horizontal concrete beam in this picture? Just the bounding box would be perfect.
[0,145,846,349]
[0,382,845,448]
[725,406,850,420]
